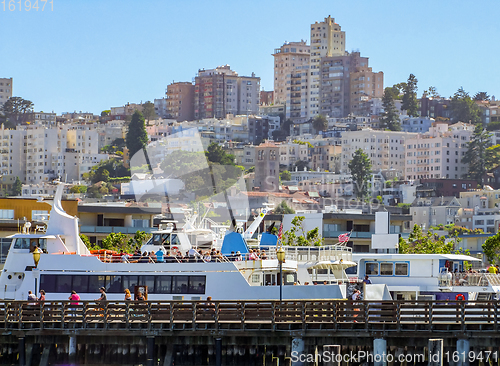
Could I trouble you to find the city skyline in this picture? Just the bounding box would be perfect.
[0,0,498,114]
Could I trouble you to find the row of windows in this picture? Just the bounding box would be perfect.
[365,262,409,276]
[40,274,206,295]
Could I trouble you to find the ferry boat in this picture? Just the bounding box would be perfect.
[0,185,357,301]
[349,253,499,301]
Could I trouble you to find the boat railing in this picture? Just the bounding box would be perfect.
[266,245,352,263]
[451,273,495,287]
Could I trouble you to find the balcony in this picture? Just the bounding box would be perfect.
[322,230,374,239]
[80,226,155,234]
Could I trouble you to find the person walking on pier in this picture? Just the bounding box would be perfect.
[68,290,80,317]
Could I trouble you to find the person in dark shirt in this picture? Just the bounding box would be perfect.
[363,275,372,284]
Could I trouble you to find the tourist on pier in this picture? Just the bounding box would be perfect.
[120,252,129,263]
[261,250,268,260]
[136,291,145,301]
[38,290,45,302]
[149,251,157,263]
[488,265,498,274]
[363,275,372,284]
[235,251,242,261]
[96,287,107,303]
[124,289,132,301]
[69,290,80,317]
[139,251,151,263]
[27,291,37,304]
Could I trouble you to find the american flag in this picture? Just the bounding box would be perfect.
[278,223,283,240]
[338,232,351,243]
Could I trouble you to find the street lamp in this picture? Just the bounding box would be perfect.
[32,250,41,268]
[277,246,286,302]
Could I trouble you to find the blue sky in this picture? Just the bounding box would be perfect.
[0,0,498,114]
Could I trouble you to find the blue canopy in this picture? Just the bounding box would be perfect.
[260,232,278,246]
[220,231,250,256]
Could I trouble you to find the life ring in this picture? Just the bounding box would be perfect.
[455,294,465,301]
[170,246,180,256]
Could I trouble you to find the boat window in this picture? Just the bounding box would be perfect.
[106,275,123,293]
[139,276,155,294]
[57,276,72,294]
[161,233,170,245]
[38,239,47,251]
[345,265,357,275]
[395,263,409,276]
[40,274,57,293]
[172,276,188,294]
[365,262,379,276]
[171,234,180,247]
[13,238,30,250]
[39,274,205,295]
[284,273,297,285]
[88,275,106,291]
[72,275,89,293]
[189,276,206,294]
[155,276,172,294]
[122,276,138,291]
[251,274,260,283]
[152,234,162,245]
[380,262,394,276]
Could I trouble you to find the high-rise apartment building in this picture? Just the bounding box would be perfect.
[0,78,13,108]
[194,65,260,120]
[320,52,383,118]
[273,41,310,122]
[309,16,346,118]
[165,82,194,122]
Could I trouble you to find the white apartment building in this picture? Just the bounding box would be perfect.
[309,16,345,119]
[0,78,13,108]
[278,141,309,168]
[0,124,108,184]
[340,129,417,176]
[405,123,474,181]
[273,41,310,122]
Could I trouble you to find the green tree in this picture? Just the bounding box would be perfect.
[12,177,22,196]
[312,114,328,134]
[126,110,148,159]
[348,149,372,199]
[206,142,234,165]
[473,92,490,101]
[427,86,440,98]
[101,232,129,251]
[80,234,93,250]
[401,74,419,117]
[128,230,151,249]
[281,216,323,246]
[142,101,157,124]
[450,87,482,124]
[380,87,401,131]
[483,232,500,264]
[0,97,34,127]
[274,200,295,214]
[70,185,88,194]
[398,225,454,254]
[485,145,500,171]
[462,125,492,185]
[280,170,291,182]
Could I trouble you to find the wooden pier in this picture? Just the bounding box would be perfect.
[1,299,500,365]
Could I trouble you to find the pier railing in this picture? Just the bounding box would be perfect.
[0,300,499,332]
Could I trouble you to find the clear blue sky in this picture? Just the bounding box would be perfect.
[1,0,498,114]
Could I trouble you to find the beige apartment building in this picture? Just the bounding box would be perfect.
[165,82,194,122]
[405,123,473,181]
[0,78,13,108]
[309,16,346,119]
[272,41,310,122]
[341,129,417,177]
